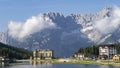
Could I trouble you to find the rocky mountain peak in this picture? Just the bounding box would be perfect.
[0,6,120,57]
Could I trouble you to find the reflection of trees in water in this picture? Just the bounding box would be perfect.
[82,64,115,68]
[100,65,114,68]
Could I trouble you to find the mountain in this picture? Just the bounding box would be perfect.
[0,32,7,44]
[0,7,120,57]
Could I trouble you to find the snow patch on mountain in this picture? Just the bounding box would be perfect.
[77,6,120,44]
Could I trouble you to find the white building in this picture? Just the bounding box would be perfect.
[99,44,117,59]
[33,49,54,60]
[74,53,84,60]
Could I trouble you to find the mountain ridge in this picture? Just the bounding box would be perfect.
[0,7,120,57]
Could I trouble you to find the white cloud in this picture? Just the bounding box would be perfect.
[83,6,120,44]
[8,13,56,41]
[81,26,93,32]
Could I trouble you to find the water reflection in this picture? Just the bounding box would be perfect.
[0,62,9,68]
[2,64,120,68]
[33,64,53,68]
[99,65,112,68]
[99,65,120,68]
[2,64,52,68]
[30,60,52,66]
[31,60,53,68]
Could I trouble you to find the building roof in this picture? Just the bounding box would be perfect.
[99,44,116,47]
[113,54,120,56]
[38,49,53,51]
[33,49,54,52]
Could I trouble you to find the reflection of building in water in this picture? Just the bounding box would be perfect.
[33,49,54,60]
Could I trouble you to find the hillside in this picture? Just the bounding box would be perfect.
[0,42,32,59]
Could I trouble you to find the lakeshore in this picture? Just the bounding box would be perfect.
[1,59,120,67]
[29,58,120,66]
[52,59,120,66]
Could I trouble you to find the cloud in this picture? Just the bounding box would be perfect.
[8,13,56,41]
[81,6,120,44]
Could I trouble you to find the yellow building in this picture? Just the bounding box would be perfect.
[113,55,120,62]
[33,49,54,60]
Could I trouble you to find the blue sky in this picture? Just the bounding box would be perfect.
[0,0,120,32]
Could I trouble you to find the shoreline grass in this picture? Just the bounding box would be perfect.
[52,60,120,66]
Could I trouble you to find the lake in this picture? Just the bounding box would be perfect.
[2,64,120,68]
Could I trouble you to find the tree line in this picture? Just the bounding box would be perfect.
[0,42,32,59]
[75,44,120,57]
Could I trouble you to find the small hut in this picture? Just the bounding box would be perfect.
[113,55,120,62]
